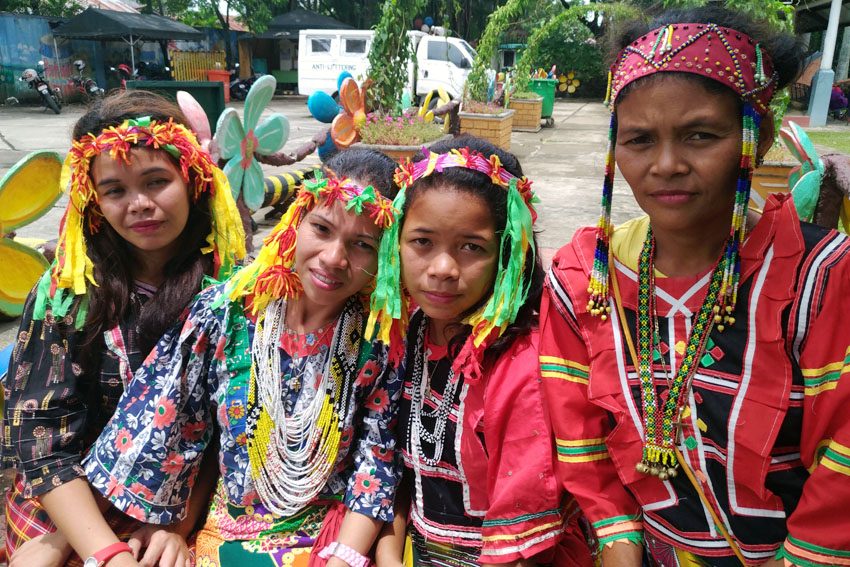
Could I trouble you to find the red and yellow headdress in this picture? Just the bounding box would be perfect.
[368,147,539,378]
[225,170,396,315]
[35,116,246,326]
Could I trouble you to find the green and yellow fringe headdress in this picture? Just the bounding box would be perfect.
[367,147,539,379]
[225,170,397,316]
[35,116,246,327]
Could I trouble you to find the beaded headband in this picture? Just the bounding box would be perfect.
[367,148,539,378]
[226,171,397,315]
[37,117,246,327]
[607,22,777,114]
[589,22,774,326]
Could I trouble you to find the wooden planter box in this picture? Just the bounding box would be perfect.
[458,108,514,150]
[508,96,542,132]
[352,134,453,163]
[751,161,793,208]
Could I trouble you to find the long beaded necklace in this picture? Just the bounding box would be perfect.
[247,298,349,516]
[407,316,465,525]
[634,228,726,479]
[408,319,460,467]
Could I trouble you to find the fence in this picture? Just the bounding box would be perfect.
[170,50,227,81]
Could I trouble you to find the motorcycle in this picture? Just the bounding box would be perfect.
[229,63,249,101]
[136,61,172,81]
[19,60,62,114]
[71,59,104,101]
[111,63,135,89]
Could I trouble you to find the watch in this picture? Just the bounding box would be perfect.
[83,542,133,567]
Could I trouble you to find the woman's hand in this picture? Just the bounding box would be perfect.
[8,531,73,567]
[127,525,192,567]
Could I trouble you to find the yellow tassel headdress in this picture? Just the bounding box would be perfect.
[36,116,246,326]
[224,170,397,316]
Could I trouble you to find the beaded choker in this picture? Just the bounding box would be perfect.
[634,228,725,478]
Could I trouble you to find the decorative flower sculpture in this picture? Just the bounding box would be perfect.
[0,151,63,317]
[558,72,581,95]
[215,75,290,211]
[331,77,370,148]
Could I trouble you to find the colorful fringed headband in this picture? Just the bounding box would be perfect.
[38,116,246,327]
[226,171,397,315]
[368,147,539,378]
[590,22,773,326]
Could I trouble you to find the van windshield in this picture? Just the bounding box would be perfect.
[458,40,477,61]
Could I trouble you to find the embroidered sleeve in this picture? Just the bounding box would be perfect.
[479,333,574,563]
[344,344,403,522]
[3,288,90,496]
[83,289,221,525]
[780,241,850,565]
[540,266,643,551]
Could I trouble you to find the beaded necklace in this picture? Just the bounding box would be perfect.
[634,228,725,479]
[246,298,356,516]
[408,319,460,468]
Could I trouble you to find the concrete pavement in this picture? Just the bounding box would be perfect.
[0,97,643,345]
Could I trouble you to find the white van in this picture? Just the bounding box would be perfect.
[297,29,477,103]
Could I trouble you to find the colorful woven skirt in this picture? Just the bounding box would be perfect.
[409,529,480,567]
[4,473,142,566]
[194,481,329,567]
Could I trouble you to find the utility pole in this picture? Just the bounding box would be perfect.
[808,0,842,126]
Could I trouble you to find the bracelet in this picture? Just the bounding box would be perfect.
[317,541,370,567]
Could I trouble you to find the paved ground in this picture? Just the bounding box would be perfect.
[0,96,645,346]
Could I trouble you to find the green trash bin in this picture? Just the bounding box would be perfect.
[126,81,225,133]
[529,78,557,119]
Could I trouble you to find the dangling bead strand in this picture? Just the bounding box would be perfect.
[587,113,617,320]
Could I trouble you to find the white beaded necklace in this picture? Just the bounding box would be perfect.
[408,319,460,468]
[250,298,339,516]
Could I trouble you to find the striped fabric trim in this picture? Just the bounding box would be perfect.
[545,268,580,332]
[481,519,562,543]
[778,535,850,566]
[556,437,609,463]
[816,439,850,478]
[540,355,589,386]
[802,345,850,396]
[592,515,644,549]
[482,508,561,528]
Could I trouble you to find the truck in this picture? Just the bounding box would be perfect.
[297,28,477,104]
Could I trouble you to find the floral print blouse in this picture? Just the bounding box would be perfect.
[83,283,403,525]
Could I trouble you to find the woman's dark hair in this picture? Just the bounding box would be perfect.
[322,147,399,200]
[75,90,214,374]
[405,134,544,363]
[610,7,804,104]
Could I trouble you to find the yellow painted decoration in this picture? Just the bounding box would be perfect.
[0,151,63,318]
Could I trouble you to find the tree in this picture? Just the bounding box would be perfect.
[0,0,82,17]
[366,0,425,113]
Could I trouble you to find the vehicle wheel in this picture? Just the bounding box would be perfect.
[44,92,61,114]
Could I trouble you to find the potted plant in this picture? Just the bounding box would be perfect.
[355,111,452,161]
[508,88,544,133]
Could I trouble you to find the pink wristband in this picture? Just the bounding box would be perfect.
[318,541,370,567]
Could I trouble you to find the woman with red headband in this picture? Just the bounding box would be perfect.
[540,7,850,567]
[2,91,245,567]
